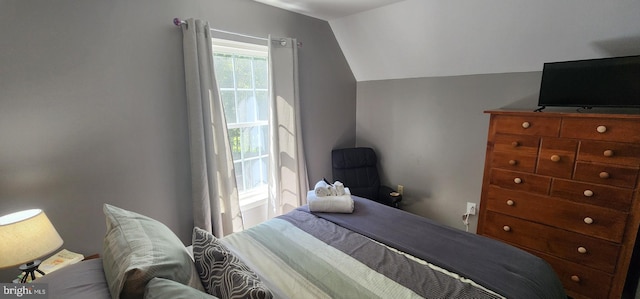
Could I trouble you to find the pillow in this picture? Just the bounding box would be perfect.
[144,277,218,299]
[102,204,204,299]
[36,258,111,299]
[192,227,273,299]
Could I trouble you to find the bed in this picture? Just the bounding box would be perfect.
[37,197,566,299]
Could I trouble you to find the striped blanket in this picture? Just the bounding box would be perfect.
[220,197,566,299]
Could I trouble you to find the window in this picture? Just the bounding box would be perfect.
[212,39,269,208]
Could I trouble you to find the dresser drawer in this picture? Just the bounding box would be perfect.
[577,140,640,166]
[537,137,578,179]
[490,169,551,195]
[493,134,540,153]
[491,134,539,172]
[551,179,633,212]
[493,115,561,137]
[537,250,613,299]
[483,211,620,273]
[574,162,639,189]
[561,118,640,143]
[486,186,628,243]
[491,151,538,173]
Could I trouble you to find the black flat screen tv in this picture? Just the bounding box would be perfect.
[537,55,640,109]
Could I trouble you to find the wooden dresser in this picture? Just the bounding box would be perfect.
[477,110,640,299]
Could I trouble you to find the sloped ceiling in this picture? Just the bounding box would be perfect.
[257,0,640,82]
[252,0,406,21]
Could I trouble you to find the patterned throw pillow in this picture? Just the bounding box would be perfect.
[192,227,273,299]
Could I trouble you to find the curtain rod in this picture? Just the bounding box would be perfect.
[173,18,302,47]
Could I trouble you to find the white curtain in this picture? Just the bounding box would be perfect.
[267,36,309,219]
[181,19,243,237]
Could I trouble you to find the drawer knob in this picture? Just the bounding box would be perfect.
[506,200,515,206]
[603,149,614,157]
[596,125,607,133]
[583,190,594,197]
[584,217,594,224]
[522,122,530,129]
[503,225,511,232]
[550,155,560,162]
[578,247,588,254]
[508,159,517,165]
[511,141,519,147]
[514,177,522,184]
[571,275,581,283]
[599,171,610,179]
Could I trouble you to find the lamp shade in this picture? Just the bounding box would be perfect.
[0,209,63,269]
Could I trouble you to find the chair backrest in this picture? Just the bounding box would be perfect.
[331,147,381,201]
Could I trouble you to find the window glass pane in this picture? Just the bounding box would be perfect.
[214,54,234,88]
[242,126,258,159]
[228,128,241,160]
[243,160,254,189]
[260,157,268,185]
[252,125,265,156]
[256,90,268,121]
[234,56,253,89]
[220,90,237,124]
[234,161,244,191]
[260,125,269,153]
[236,91,256,123]
[254,58,268,89]
[244,158,266,189]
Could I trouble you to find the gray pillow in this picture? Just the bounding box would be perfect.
[102,204,204,299]
[192,227,273,299]
[144,277,218,299]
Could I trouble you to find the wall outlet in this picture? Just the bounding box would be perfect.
[397,185,404,196]
[466,202,477,215]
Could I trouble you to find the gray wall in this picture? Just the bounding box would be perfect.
[0,0,355,281]
[356,72,543,232]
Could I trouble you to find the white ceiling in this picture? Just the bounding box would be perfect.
[252,0,406,21]
[256,0,640,82]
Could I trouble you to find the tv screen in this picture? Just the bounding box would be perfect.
[538,55,640,109]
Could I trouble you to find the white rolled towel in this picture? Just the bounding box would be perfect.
[307,190,354,213]
[333,181,345,196]
[314,180,331,197]
[328,186,337,196]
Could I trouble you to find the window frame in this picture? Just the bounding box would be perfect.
[212,38,270,209]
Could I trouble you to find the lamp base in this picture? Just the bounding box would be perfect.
[18,260,45,283]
